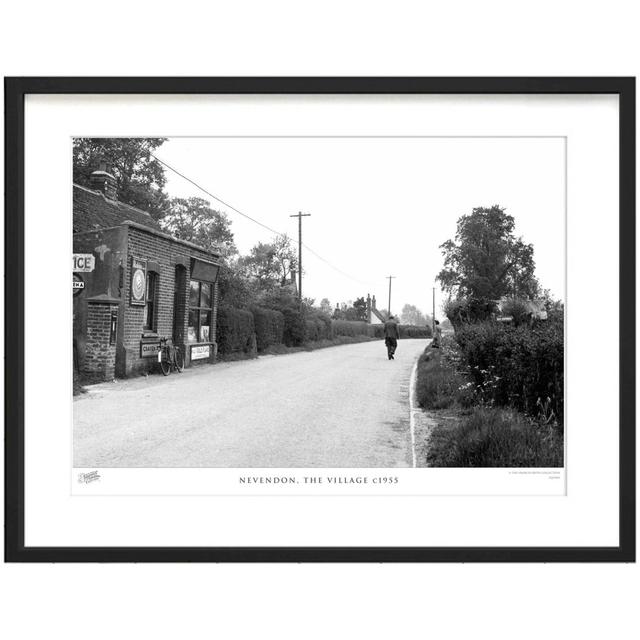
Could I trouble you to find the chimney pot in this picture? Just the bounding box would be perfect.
[89,162,118,200]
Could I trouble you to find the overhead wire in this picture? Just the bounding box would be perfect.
[151,153,377,288]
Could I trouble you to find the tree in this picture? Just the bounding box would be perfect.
[319,298,332,315]
[161,197,237,257]
[73,138,170,220]
[400,304,428,326]
[437,205,539,301]
[240,234,298,287]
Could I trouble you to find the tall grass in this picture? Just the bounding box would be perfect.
[426,407,563,467]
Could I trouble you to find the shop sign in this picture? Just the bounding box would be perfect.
[140,341,161,358]
[191,344,211,361]
[73,253,95,272]
[73,273,85,296]
[130,257,147,306]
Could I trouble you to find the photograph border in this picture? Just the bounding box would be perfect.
[4,76,635,562]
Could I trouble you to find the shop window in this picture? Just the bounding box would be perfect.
[143,271,158,331]
[187,280,213,342]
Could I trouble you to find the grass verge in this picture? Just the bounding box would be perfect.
[415,340,563,467]
[426,407,563,467]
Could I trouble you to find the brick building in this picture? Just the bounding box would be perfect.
[73,166,222,381]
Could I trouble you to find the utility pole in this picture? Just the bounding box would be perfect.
[290,211,311,303]
[386,276,395,317]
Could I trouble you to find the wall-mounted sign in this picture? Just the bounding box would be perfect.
[73,273,84,296]
[191,344,211,361]
[130,257,147,306]
[73,253,95,272]
[140,341,161,358]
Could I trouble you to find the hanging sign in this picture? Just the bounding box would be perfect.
[130,257,147,306]
[73,253,95,272]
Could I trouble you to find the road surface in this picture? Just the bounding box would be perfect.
[74,339,428,468]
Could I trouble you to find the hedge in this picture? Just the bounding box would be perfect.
[251,306,284,352]
[371,324,432,339]
[455,318,564,424]
[216,306,256,356]
[331,320,374,338]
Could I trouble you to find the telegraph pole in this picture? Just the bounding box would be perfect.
[290,211,311,303]
[387,276,395,317]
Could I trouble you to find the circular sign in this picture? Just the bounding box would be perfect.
[131,268,146,302]
[73,273,84,297]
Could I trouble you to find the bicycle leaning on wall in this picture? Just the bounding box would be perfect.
[157,336,184,376]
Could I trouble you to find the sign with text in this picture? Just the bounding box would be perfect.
[73,253,95,272]
[140,341,161,358]
[73,273,84,296]
[191,344,211,361]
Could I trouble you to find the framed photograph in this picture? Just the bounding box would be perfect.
[5,77,635,562]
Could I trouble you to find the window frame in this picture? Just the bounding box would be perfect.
[187,279,214,343]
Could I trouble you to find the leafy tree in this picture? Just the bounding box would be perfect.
[319,298,333,315]
[437,206,539,301]
[400,303,428,326]
[240,234,298,287]
[161,197,237,257]
[73,138,169,220]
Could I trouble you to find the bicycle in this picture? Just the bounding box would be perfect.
[157,336,184,376]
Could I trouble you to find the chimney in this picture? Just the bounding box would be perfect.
[89,161,118,200]
[290,268,298,293]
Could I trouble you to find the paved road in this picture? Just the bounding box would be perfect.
[74,339,428,468]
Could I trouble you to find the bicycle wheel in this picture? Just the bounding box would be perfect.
[174,347,184,372]
[159,348,172,376]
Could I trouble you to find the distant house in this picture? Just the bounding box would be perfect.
[73,165,222,381]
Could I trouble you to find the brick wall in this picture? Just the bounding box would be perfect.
[121,226,219,376]
[84,302,117,381]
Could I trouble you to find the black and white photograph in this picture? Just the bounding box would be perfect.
[72,135,565,471]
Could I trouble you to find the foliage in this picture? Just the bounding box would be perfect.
[73,138,170,220]
[455,318,564,424]
[304,309,333,342]
[437,205,539,301]
[333,297,368,321]
[216,306,256,356]
[500,297,533,326]
[400,303,428,326]
[239,234,298,288]
[161,197,237,257]
[319,298,333,316]
[426,407,563,468]
[415,348,469,410]
[331,320,374,338]
[443,296,497,327]
[251,306,285,352]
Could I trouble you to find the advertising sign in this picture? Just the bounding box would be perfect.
[130,257,147,306]
[73,253,95,272]
[140,341,161,358]
[72,273,84,296]
[191,344,211,361]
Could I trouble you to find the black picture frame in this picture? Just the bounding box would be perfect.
[4,77,635,563]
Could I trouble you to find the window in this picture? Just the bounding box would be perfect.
[187,280,213,342]
[143,271,158,331]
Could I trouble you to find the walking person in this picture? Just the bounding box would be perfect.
[383,315,400,360]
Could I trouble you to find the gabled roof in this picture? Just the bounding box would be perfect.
[73,183,161,233]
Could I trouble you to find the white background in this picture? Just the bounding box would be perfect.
[1,2,638,639]
[28,94,606,546]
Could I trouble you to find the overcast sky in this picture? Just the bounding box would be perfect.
[156,137,565,318]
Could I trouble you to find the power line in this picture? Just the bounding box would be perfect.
[151,152,377,287]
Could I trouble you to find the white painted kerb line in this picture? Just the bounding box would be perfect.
[408,356,419,468]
